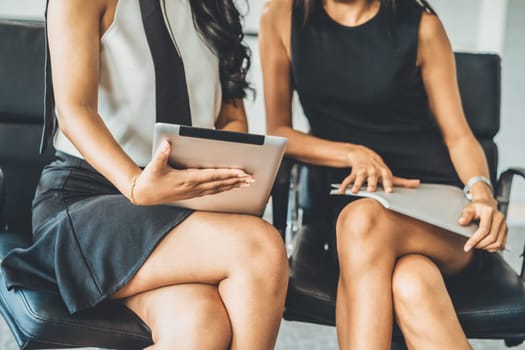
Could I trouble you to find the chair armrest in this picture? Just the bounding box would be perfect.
[496,167,525,280]
[0,167,4,214]
[497,167,525,218]
[271,158,298,238]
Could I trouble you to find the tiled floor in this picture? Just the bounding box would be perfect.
[1,226,525,350]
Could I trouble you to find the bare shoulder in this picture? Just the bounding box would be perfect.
[418,11,449,46]
[260,0,294,56]
[48,0,106,16]
[260,0,294,33]
[417,11,453,65]
[47,0,113,38]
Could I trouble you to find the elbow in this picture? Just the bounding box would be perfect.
[54,106,75,140]
[54,104,94,140]
[266,124,279,136]
[267,126,283,137]
[266,123,289,137]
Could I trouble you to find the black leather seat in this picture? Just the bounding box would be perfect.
[0,20,153,350]
[271,52,525,346]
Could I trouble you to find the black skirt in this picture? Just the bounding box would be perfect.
[1,151,193,314]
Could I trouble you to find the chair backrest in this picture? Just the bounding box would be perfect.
[455,52,501,184]
[0,20,54,234]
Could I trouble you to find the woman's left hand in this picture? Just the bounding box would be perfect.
[461,198,508,253]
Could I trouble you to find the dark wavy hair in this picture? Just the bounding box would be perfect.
[190,1,252,103]
[295,0,436,24]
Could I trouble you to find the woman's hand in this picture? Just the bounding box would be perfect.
[131,141,254,206]
[337,145,420,194]
[461,198,508,253]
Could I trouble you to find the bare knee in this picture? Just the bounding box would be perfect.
[231,216,288,288]
[392,254,444,307]
[336,199,389,262]
[336,199,386,244]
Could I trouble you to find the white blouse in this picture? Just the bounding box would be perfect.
[53,0,222,166]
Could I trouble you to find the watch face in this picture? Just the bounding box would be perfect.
[463,176,494,200]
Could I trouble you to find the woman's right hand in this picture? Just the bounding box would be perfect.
[130,140,254,205]
[337,145,420,194]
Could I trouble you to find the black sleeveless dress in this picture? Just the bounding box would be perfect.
[291,1,461,190]
[290,1,462,231]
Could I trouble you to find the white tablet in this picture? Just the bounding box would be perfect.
[330,183,477,237]
[153,123,288,216]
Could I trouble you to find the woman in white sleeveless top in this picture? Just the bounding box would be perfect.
[0,0,288,349]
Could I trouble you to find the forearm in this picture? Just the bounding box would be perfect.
[448,136,494,201]
[58,108,141,199]
[271,125,353,168]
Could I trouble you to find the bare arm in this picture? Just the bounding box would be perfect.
[48,0,252,205]
[260,0,355,168]
[260,0,418,193]
[48,0,140,197]
[215,99,249,132]
[418,13,507,252]
[418,13,493,201]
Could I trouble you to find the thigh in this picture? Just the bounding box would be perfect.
[113,211,285,299]
[381,209,473,274]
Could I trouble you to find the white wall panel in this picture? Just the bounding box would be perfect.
[0,0,44,19]
[497,0,525,220]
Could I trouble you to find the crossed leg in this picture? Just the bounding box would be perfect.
[113,212,289,350]
[335,199,473,350]
[125,284,232,350]
[392,254,471,350]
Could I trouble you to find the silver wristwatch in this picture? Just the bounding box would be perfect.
[463,175,494,200]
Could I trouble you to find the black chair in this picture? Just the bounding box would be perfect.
[271,52,525,347]
[0,20,153,349]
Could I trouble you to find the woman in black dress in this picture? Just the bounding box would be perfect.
[1,0,288,349]
[260,0,507,348]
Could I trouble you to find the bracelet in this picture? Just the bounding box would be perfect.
[463,175,493,201]
[129,175,139,205]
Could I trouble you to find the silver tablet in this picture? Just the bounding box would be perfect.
[153,123,288,216]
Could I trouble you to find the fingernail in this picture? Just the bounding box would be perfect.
[245,179,256,183]
[464,244,472,252]
[240,183,251,188]
[161,140,170,153]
